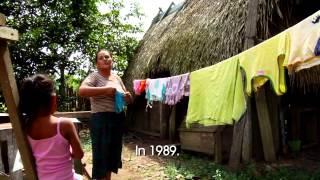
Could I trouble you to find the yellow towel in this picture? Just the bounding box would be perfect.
[186,57,246,127]
[239,31,289,96]
[284,10,320,73]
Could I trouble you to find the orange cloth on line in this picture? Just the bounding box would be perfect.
[139,80,147,93]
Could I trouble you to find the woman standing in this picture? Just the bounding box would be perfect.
[79,49,132,180]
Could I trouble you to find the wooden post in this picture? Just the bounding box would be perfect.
[241,0,259,163]
[279,100,288,154]
[0,37,37,179]
[255,86,276,162]
[214,126,224,163]
[229,0,258,168]
[241,97,252,162]
[160,104,168,139]
[228,117,246,169]
[6,131,23,179]
[169,106,176,142]
[159,104,165,138]
[266,86,280,153]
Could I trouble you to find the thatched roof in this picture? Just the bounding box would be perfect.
[123,0,320,92]
[123,0,248,91]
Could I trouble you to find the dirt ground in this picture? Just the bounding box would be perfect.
[82,132,174,180]
[80,130,320,180]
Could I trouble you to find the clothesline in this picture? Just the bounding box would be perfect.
[132,10,320,127]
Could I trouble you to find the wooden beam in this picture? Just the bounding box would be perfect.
[255,86,276,162]
[228,116,246,169]
[240,0,259,163]
[0,27,19,41]
[0,40,37,179]
[128,128,160,137]
[279,100,288,154]
[0,13,5,26]
[266,86,280,153]
[169,106,176,142]
[54,111,91,119]
[159,104,167,139]
[214,126,224,163]
[241,99,252,162]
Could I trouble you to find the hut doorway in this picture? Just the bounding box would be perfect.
[284,76,320,160]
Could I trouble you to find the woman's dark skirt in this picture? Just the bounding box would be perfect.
[89,112,125,179]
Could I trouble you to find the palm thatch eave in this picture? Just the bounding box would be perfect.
[124,0,248,92]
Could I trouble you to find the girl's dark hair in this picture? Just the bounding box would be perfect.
[95,49,113,62]
[19,74,55,126]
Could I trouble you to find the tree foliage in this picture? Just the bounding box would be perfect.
[0,0,142,111]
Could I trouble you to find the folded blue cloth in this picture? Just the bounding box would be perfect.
[115,91,126,113]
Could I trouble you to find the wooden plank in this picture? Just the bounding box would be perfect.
[240,0,259,163]
[251,101,264,160]
[0,13,5,26]
[0,141,4,172]
[0,128,23,178]
[0,40,37,179]
[0,27,18,41]
[0,123,11,130]
[169,106,176,142]
[255,86,276,162]
[7,131,23,179]
[243,0,258,49]
[266,86,280,154]
[214,127,224,163]
[128,128,160,137]
[179,129,215,155]
[228,116,246,169]
[54,111,91,119]
[159,104,168,139]
[159,104,164,138]
[0,113,9,117]
[279,100,288,154]
[242,98,252,162]
[178,126,219,133]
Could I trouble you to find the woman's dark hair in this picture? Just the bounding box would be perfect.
[95,49,113,63]
[19,74,55,126]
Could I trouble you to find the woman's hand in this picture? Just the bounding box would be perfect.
[105,87,116,97]
[124,91,132,104]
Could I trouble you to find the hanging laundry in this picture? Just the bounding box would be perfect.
[182,73,190,96]
[145,78,168,108]
[115,91,126,113]
[133,80,141,95]
[133,79,146,95]
[139,80,147,94]
[186,57,246,127]
[315,38,320,56]
[165,73,190,105]
[284,10,320,73]
[239,31,289,96]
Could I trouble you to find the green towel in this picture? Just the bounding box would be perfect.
[186,56,246,127]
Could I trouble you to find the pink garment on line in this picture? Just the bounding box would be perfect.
[28,119,77,180]
[165,73,190,105]
[133,80,141,95]
[133,79,147,95]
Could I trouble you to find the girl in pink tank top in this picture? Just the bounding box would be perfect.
[19,74,84,180]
